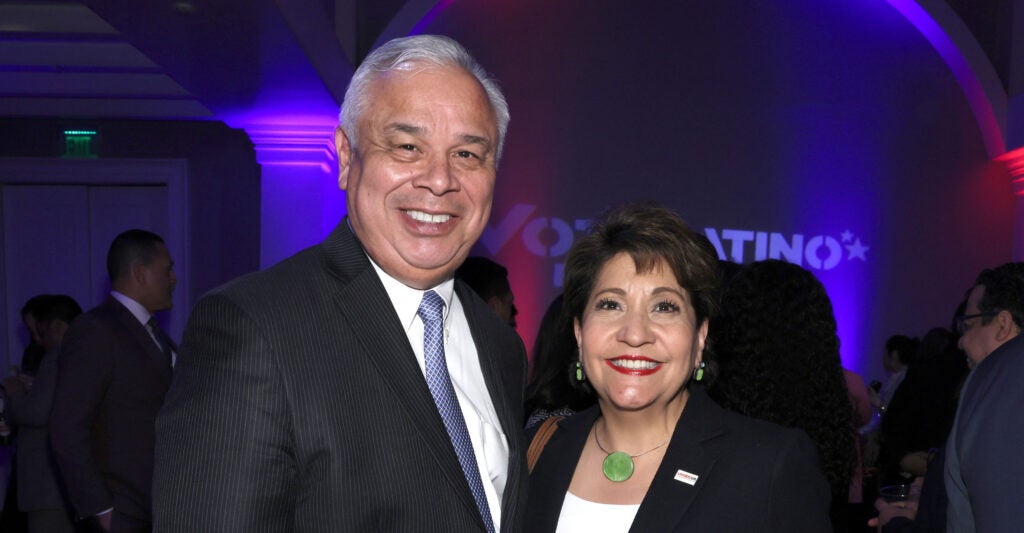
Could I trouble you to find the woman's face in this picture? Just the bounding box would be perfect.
[574,252,707,412]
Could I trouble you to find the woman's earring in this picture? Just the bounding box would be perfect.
[575,360,585,382]
[693,361,706,382]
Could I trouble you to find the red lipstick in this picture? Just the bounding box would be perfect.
[605,355,662,376]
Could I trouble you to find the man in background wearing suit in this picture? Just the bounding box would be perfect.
[944,262,1024,532]
[51,229,177,533]
[153,34,527,532]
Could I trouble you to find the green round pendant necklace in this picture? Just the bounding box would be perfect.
[593,423,669,482]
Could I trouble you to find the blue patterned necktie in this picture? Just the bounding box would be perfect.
[417,290,495,533]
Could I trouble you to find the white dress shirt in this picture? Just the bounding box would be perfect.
[370,259,508,530]
[879,368,905,411]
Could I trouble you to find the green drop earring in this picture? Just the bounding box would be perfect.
[693,361,706,382]
[575,361,584,382]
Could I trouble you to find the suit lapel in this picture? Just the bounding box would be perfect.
[458,282,525,528]
[630,387,726,533]
[458,282,512,426]
[106,297,172,385]
[323,221,484,529]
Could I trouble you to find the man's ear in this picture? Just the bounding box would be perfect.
[996,309,1021,341]
[130,260,147,285]
[335,126,352,190]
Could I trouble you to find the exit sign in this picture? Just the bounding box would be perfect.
[62,130,98,158]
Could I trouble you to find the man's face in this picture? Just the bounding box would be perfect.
[139,242,176,312]
[488,290,517,328]
[958,285,1001,367]
[337,65,499,289]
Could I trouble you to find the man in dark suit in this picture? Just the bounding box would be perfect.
[944,262,1024,532]
[50,229,177,533]
[153,34,526,532]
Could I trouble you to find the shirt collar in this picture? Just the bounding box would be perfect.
[110,290,152,326]
[367,255,455,331]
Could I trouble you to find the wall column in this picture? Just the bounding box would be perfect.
[246,124,342,268]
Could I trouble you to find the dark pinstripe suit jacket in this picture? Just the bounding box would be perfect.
[153,219,528,532]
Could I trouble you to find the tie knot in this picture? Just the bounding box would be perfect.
[417,290,445,324]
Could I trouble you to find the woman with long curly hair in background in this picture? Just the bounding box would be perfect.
[708,259,857,532]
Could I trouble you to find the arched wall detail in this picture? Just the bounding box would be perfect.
[886,0,1008,158]
[393,0,1011,160]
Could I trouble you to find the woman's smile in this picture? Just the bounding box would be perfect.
[605,355,662,376]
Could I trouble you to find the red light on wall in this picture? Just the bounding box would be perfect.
[996,147,1024,197]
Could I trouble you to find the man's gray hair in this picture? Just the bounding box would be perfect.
[339,34,510,166]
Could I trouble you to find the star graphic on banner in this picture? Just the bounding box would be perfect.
[841,230,854,242]
[846,238,869,261]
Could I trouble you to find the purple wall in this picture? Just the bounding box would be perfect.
[2,1,1014,385]
[419,0,1014,381]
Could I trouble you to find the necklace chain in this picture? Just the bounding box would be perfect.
[593,422,669,458]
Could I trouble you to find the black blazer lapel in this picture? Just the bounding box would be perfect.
[630,387,725,533]
[324,221,485,529]
[527,407,599,531]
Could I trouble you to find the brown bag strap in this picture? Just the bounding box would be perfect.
[527,416,564,473]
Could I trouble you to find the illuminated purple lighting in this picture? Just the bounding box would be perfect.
[246,124,336,174]
[244,123,345,267]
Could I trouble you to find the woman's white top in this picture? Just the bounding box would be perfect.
[555,491,640,533]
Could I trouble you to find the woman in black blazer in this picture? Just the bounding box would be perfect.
[526,202,831,532]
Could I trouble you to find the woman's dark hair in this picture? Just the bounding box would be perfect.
[21,294,52,318]
[33,294,83,325]
[561,201,721,394]
[885,335,920,366]
[524,294,595,416]
[707,259,856,496]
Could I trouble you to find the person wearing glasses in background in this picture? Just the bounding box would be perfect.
[942,262,1024,532]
